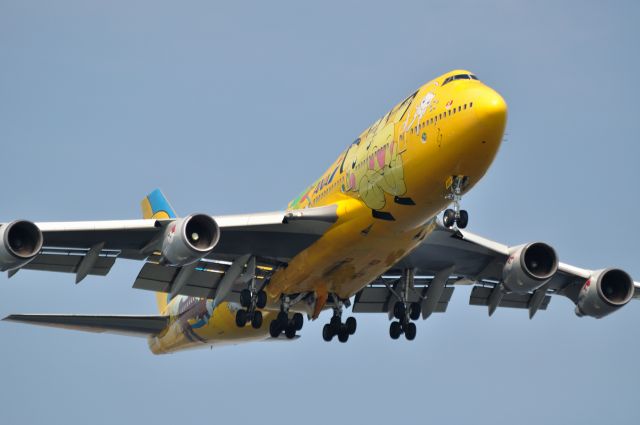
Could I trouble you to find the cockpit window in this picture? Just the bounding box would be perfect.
[442,74,478,86]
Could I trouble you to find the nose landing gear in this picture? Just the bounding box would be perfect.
[443,175,469,229]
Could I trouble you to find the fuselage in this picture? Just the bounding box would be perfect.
[149,70,507,354]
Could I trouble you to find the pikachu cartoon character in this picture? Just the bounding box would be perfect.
[341,120,407,211]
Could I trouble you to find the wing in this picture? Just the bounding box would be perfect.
[2,314,169,337]
[353,221,639,319]
[1,205,337,301]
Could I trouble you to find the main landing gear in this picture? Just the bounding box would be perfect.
[389,301,419,340]
[443,175,469,229]
[235,281,268,330]
[268,295,304,339]
[388,269,420,341]
[322,296,357,343]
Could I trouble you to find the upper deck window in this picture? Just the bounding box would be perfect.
[442,74,479,86]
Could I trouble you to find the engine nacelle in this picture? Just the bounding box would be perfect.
[575,268,634,319]
[161,214,220,266]
[502,242,558,294]
[0,220,43,271]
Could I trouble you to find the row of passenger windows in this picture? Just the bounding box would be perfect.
[402,102,474,137]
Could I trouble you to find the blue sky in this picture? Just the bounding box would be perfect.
[1,1,639,423]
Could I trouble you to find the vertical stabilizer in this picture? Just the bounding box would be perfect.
[141,189,177,314]
[140,188,178,220]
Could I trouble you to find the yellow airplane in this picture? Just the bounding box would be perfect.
[2,70,638,354]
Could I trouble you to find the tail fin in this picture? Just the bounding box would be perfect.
[140,188,178,219]
[141,189,177,314]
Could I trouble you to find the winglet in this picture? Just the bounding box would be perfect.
[141,189,177,219]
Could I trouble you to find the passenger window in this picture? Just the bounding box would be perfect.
[470,102,473,108]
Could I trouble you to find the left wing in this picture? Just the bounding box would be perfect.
[0,205,337,301]
[353,222,639,320]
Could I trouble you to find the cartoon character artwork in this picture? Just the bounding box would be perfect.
[288,184,314,210]
[341,121,407,211]
[339,90,438,212]
[402,91,437,132]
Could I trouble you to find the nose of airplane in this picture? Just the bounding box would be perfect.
[475,86,508,135]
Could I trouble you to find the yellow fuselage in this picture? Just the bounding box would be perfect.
[149,70,507,354]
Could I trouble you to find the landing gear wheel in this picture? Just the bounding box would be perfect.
[277,311,288,324]
[389,321,402,340]
[404,322,417,340]
[269,320,281,338]
[292,313,304,331]
[322,324,333,342]
[345,317,357,335]
[240,289,252,308]
[251,310,263,329]
[285,324,297,339]
[457,210,469,229]
[338,326,349,343]
[393,302,406,320]
[330,315,342,333]
[235,309,247,327]
[409,302,421,321]
[443,209,456,228]
[256,290,267,309]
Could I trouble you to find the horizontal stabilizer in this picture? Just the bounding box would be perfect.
[3,314,169,337]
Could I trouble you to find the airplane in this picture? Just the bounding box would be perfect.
[2,69,638,354]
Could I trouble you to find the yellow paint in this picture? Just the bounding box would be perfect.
[149,70,507,353]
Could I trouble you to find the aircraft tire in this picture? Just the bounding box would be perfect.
[292,313,304,331]
[269,320,281,338]
[330,316,342,333]
[235,309,248,327]
[345,316,357,335]
[390,321,402,339]
[285,324,296,339]
[409,302,421,321]
[277,311,288,324]
[338,326,349,343]
[256,291,267,309]
[443,209,456,228]
[322,324,333,342]
[457,210,469,229]
[404,322,417,341]
[393,302,406,320]
[240,289,252,308]
[251,310,263,329]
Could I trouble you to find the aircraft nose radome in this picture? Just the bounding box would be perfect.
[476,88,508,131]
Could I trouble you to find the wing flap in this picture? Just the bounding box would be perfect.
[469,286,551,310]
[3,314,169,337]
[18,248,117,277]
[353,286,454,314]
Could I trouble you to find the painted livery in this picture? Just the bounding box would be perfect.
[4,70,638,353]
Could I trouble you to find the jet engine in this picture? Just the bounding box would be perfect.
[160,214,220,266]
[575,268,634,319]
[0,220,43,271]
[502,242,558,294]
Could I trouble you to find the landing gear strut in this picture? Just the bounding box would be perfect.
[443,175,469,229]
[268,295,304,339]
[235,273,267,329]
[387,269,420,341]
[322,296,357,343]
